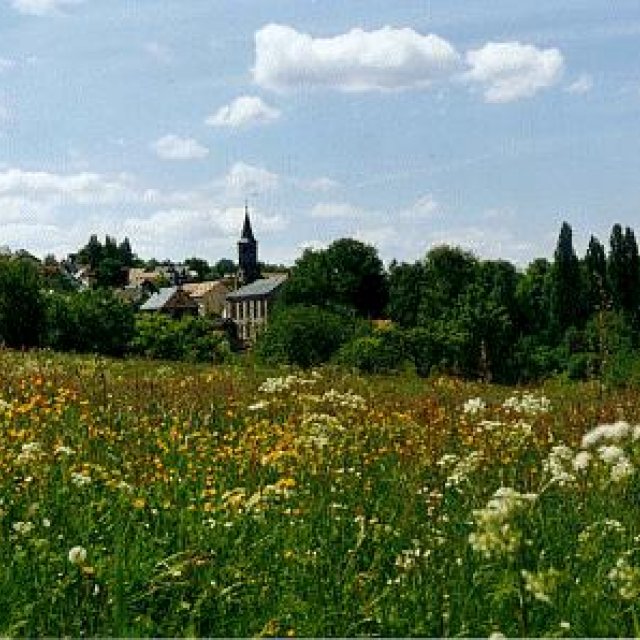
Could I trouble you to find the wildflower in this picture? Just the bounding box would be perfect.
[469,487,537,558]
[247,400,270,412]
[462,397,486,415]
[581,421,632,449]
[597,444,625,464]
[521,567,561,604]
[54,445,75,456]
[503,393,551,415]
[572,450,591,471]
[71,472,92,487]
[608,555,640,599]
[12,521,34,536]
[68,545,87,566]
[610,456,634,483]
[544,444,576,486]
[16,441,41,462]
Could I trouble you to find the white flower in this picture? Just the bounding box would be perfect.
[70,472,92,487]
[572,450,592,471]
[582,421,632,449]
[68,545,87,566]
[610,457,635,483]
[54,445,75,456]
[12,521,34,535]
[597,444,625,464]
[463,397,486,415]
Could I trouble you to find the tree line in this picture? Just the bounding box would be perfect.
[1,222,640,383]
[257,223,640,383]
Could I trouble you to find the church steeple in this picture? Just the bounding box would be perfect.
[237,204,260,286]
[241,203,255,242]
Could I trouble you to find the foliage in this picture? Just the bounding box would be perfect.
[336,326,408,374]
[255,304,352,368]
[0,257,46,348]
[75,234,136,288]
[130,314,232,363]
[281,238,388,318]
[44,289,135,356]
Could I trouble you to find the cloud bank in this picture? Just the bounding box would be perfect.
[254,24,565,102]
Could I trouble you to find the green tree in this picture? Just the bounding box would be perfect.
[282,239,388,318]
[45,289,135,356]
[550,221,584,335]
[0,257,46,348]
[608,223,626,312]
[386,260,425,327]
[583,235,608,315]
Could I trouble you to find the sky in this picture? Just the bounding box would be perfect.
[0,0,639,267]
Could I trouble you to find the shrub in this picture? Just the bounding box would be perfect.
[255,305,351,368]
[336,327,407,373]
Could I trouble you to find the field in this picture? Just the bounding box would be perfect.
[1,350,640,637]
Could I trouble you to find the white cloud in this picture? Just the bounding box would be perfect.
[11,0,84,16]
[0,58,15,73]
[0,166,288,260]
[310,202,362,218]
[224,162,279,196]
[0,168,137,204]
[254,23,460,92]
[464,41,564,103]
[401,194,440,218]
[206,96,281,128]
[565,73,593,95]
[151,135,209,161]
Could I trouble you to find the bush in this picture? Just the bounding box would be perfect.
[45,289,135,356]
[255,305,351,368]
[336,326,407,374]
[130,314,231,363]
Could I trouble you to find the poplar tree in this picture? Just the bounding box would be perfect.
[608,223,626,312]
[583,235,607,314]
[550,221,584,334]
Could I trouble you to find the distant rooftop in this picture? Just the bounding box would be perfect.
[139,286,179,311]
[226,275,287,301]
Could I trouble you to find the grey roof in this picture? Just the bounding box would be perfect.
[139,286,179,311]
[226,275,287,301]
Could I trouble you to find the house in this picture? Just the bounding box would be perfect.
[181,280,230,317]
[224,275,287,343]
[139,286,199,318]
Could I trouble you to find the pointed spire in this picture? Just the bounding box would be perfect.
[241,202,255,242]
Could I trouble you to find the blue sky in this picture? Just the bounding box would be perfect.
[0,0,638,266]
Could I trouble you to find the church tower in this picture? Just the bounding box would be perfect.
[237,204,260,286]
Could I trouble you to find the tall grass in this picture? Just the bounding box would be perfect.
[0,349,639,636]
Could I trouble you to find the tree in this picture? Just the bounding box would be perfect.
[184,257,211,282]
[0,257,46,348]
[608,223,626,312]
[386,260,425,328]
[550,222,585,334]
[516,258,552,337]
[45,289,135,356]
[623,227,640,318]
[282,239,388,318]
[583,235,608,315]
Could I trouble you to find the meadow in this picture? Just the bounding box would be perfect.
[1,349,640,637]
